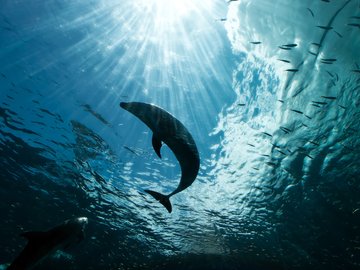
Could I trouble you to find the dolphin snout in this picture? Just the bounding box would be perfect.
[77,217,88,226]
[120,102,129,109]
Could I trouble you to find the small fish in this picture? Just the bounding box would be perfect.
[311,42,321,47]
[320,61,334,65]
[285,69,299,72]
[39,108,57,117]
[238,103,246,106]
[277,150,287,155]
[266,162,276,167]
[308,140,320,146]
[292,86,306,98]
[353,208,359,214]
[290,109,303,114]
[0,73,6,79]
[227,0,238,2]
[252,167,259,171]
[247,143,255,147]
[338,105,346,109]
[271,143,280,149]
[123,146,140,156]
[321,0,330,2]
[305,154,314,159]
[304,114,312,120]
[351,69,360,73]
[280,126,292,133]
[277,59,291,63]
[262,132,273,137]
[218,18,227,22]
[282,43,297,47]
[308,50,317,56]
[348,23,360,27]
[278,46,292,50]
[321,96,337,100]
[278,99,284,103]
[311,104,321,108]
[350,16,360,19]
[334,31,343,38]
[326,71,334,78]
[311,101,327,105]
[82,104,110,126]
[250,41,261,44]
[321,58,337,62]
[261,154,270,157]
[280,126,291,132]
[301,123,309,128]
[307,8,314,18]
[317,25,333,30]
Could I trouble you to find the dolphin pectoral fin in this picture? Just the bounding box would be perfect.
[152,134,162,159]
[78,232,85,243]
[20,231,47,242]
[144,190,172,213]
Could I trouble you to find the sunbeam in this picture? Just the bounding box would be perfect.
[1,0,360,269]
[140,0,199,24]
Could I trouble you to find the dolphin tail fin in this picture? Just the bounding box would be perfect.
[144,190,172,213]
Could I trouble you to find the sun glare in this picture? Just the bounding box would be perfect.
[142,0,197,24]
[100,0,222,104]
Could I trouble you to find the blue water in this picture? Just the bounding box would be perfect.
[1,0,360,269]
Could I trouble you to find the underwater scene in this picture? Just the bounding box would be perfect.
[1,0,360,269]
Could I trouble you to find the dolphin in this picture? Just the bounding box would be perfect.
[120,102,200,213]
[7,217,88,270]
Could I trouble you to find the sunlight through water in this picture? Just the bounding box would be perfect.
[139,0,200,24]
[1,0,360,269]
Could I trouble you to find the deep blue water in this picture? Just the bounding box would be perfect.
[1,0,360,269]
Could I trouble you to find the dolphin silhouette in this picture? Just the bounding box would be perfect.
[8,217,88,270]
[120,102,200,213]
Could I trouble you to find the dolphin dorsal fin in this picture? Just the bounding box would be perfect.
[20,231,47,242]
[152,134,162,159]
